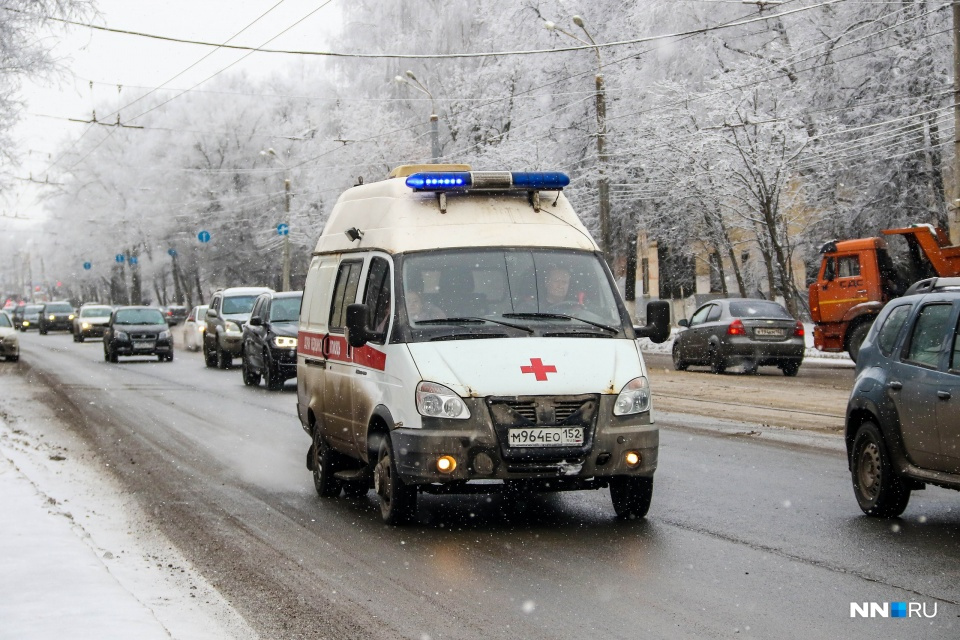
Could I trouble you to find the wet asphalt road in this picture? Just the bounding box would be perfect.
[7,332,960,639]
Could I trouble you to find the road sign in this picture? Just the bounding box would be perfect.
[129,256,138,265]
[277,223,289,236]
[168,248,177,257]
[115,254,125,263]
[197,230,211,243]
[83,262,92,270]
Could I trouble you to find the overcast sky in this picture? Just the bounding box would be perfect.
[6,0,341,223]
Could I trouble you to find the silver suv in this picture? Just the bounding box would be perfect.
[203,287,272,369]
[846,277,960,517]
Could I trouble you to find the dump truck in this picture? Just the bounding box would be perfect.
[808,224,960,361]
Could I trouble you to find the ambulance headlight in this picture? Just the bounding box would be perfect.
[614,376,651,415]
[416,381,470,420]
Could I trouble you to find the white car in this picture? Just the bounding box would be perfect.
[183,305,208,351]
[0,312,20,362]
[73,304,113,342]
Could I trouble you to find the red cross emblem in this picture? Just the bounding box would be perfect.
[520,357,557,381]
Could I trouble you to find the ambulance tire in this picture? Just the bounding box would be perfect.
[312,429,343,498]
[610,476,653,519]
[375,436,417,525]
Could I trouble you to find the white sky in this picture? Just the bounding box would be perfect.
[5,0,342,224]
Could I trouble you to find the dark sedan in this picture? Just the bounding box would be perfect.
[672,298,804,376]
[103,307,174,362]
[240,290,302,390]
[39,301,75,334]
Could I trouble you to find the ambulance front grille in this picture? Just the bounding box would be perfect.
[487,395,598,427]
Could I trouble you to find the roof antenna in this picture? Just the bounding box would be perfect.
[354,176,364,187]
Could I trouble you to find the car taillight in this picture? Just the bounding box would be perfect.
[794,321,805,337]
[727,319,746,336]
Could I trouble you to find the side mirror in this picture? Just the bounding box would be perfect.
[634,300,672,344]
[206,308,218,319]
[345,303,372,349]
[677,318,689,328]
[248,316,263,327]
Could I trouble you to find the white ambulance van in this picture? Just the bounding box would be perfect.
[297,165,670,524]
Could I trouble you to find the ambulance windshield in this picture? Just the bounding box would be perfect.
[401,249,625,340]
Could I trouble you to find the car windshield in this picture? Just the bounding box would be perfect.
[114,309,165,325]
[81,307,112,318]
[401,248,624,341]
[222,296,258,315]
[46,304,72,313]
[270,296,302,322]
[25,305,43,313]
[728,301,793,319]
[0,314,10,328]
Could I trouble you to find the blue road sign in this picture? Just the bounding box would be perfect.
[197,230,211,243]
[129,256,138,265]
[277,223,289,236]
[168,248,177,257]
[115,254,125,264]
[83,262,92,270]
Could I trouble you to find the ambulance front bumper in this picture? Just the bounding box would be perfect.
[391,396,657,485]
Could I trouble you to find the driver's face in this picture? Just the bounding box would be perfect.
[546,268,570,300]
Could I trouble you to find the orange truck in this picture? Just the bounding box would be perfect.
[808,224,960,361]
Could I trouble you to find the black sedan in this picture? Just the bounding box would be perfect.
[672,298,804,376]
[39,301,75,334]
[103,307,174,362]
[240,290,302,390]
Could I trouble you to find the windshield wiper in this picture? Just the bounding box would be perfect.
[415,317,533,333]
[502,312,618,334]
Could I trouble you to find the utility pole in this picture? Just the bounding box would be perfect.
[953,0,960,243]
[283,178,291,291]
[396,71,440,163]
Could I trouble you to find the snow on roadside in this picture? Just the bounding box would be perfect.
[0,377,257,640]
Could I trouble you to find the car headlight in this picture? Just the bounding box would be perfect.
[159,330,171,340]
[22,321,29,326]
[81,322,91,329]
[274,336,297,348]
[69,314,75,320]
[225,321,242,334]
[48,315,55,321]
[115,331,129,341]
[198,325,205,333]
[614,376,651,415]
[416,381,470,420]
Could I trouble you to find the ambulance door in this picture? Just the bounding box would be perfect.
[350,254,394,460]
[298,255,338,433]
[323,258,365,453]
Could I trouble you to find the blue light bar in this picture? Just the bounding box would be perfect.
[405,171,570,192]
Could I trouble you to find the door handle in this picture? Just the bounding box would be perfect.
[938,390,952,400]
[887,381,903,391]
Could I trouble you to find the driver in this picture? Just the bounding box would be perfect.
[542,265,577,312]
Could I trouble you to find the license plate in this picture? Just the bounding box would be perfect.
[754,328,785,337]
[508,427,584,447]
[133,341,154,349]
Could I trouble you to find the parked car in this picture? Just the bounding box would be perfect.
[38,301,75,334]
[203,287,272,369]
[103,306,174,362]
[241,290,302,390]
[182,305,208,351]
[0,312,19,362]
[672,298,805,376]
[163,305,188,326]
[73,304,113,342]
[846,277,960,518]
[19,304,44,331]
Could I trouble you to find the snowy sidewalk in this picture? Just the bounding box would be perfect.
[0,454,173,639]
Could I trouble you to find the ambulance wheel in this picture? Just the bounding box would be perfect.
[610,476,653,519]
[375,436,417,525]
[312,430,342,498]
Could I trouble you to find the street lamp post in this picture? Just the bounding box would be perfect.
[395,71,440,163]
[261,148,291,291]
[545,16,612,265]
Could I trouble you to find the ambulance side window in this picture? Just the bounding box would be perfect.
[329,260,363,333]
[362,257,392,344]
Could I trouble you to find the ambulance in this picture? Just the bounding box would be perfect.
[297,165,670,524]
